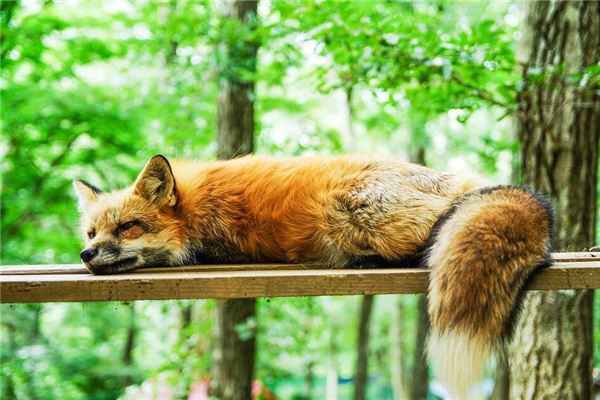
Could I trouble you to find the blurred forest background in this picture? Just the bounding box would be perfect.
[1,0,599,399]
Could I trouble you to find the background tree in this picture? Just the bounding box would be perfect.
[389,298,408,399]
[353,295,374,400]
[410,296,429,400]
[408,122,429,400]
[210,1,259,400]
[509,1,599,398]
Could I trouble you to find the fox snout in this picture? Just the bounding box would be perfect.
[78,241,140,274]
[80,248,98,263]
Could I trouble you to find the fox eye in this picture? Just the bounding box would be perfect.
[118,221,137,232]
[87,229,96,240]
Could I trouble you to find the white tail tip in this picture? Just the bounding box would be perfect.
[428,330,491,400]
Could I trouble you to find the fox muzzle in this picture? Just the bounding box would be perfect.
[80,248,98,263]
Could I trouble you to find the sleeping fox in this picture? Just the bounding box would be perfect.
[74,154,553,398]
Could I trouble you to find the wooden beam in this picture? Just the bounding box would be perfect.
[1,253,599,304]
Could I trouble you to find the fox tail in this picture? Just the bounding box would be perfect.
[426,185,553,399]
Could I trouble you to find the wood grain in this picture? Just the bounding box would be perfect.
[1,253,599,303]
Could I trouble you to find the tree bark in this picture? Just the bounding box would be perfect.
[215,0,257,160]
[326,326,339,400]
[210,1,258,400]
[180,302,193,332]
[510,2,599,399]
[304,298,316,400]
[122,303,137,387]
[354,295,375,400]
[305,359,315,400]
[211,299,257,400]
[491,346,509,400]
[410,295,429,400]
[344,86,356,151]
[344,70,374,400]
[408,111,428,167]
[408,141,429,400]
[390,297,409,400]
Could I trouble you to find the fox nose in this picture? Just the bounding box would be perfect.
[80,248,98,263]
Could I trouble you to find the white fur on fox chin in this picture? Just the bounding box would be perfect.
[428,330,491,400]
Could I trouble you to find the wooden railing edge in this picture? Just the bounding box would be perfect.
[1,252,599,304]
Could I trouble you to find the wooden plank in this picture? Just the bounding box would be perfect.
[550,252,600,262]
[0,264,89,275]
[1,261,599,304]
[2,252,598,275]
[0,263,316,275]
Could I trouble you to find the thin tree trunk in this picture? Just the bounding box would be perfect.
[210,1,258,399]
[407,139,429,400]
[510,2,599,398]
[305,360,315,400]
[217,79,255,159]
[180,302,193,332]
[122,303,137,387]
[215,0,257,160]
[344,86,356,151]
[31,304,41,340]
[304,298,316,400]
[212,299,257,400]
[26,304,43,399]
[161,0,179,66]
[345,82,374,400]
[390,297,409,400]
[326,327,339,400]
[354,295,375,400]
[3,321,18,399]
[408,111,428,167]
[410,295,429,400]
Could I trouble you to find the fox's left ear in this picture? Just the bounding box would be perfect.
[134,155,177,207]
[73,180,102,211]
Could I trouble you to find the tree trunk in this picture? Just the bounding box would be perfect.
[354,295,375,400]
[180,302,193,332]
[122,303,137,387]
[408,111,428,167]
[217,80,255,159]
[210,2,258,399]
[215,0,257,160]
[344,72,374,400]
[211,299,257,400]
[344,86,356,151]
[390,297,409,400]
[491,346,509,400]
[410,295,429,400]
[326,326,339,400]
[510,2,599,399]
[305,360,315,400]
[304,298,316,400]
[408,141,429,400]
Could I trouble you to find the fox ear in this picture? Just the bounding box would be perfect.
[134,155,177,207]
[73,180,102,211]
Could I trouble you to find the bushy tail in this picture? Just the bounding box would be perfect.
[426,186,553,399]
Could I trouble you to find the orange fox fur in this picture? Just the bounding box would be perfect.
[74,154,553,398]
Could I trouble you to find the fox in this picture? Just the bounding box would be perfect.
[74,154,553,398]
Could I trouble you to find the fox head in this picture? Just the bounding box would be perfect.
[74,155,187,274]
